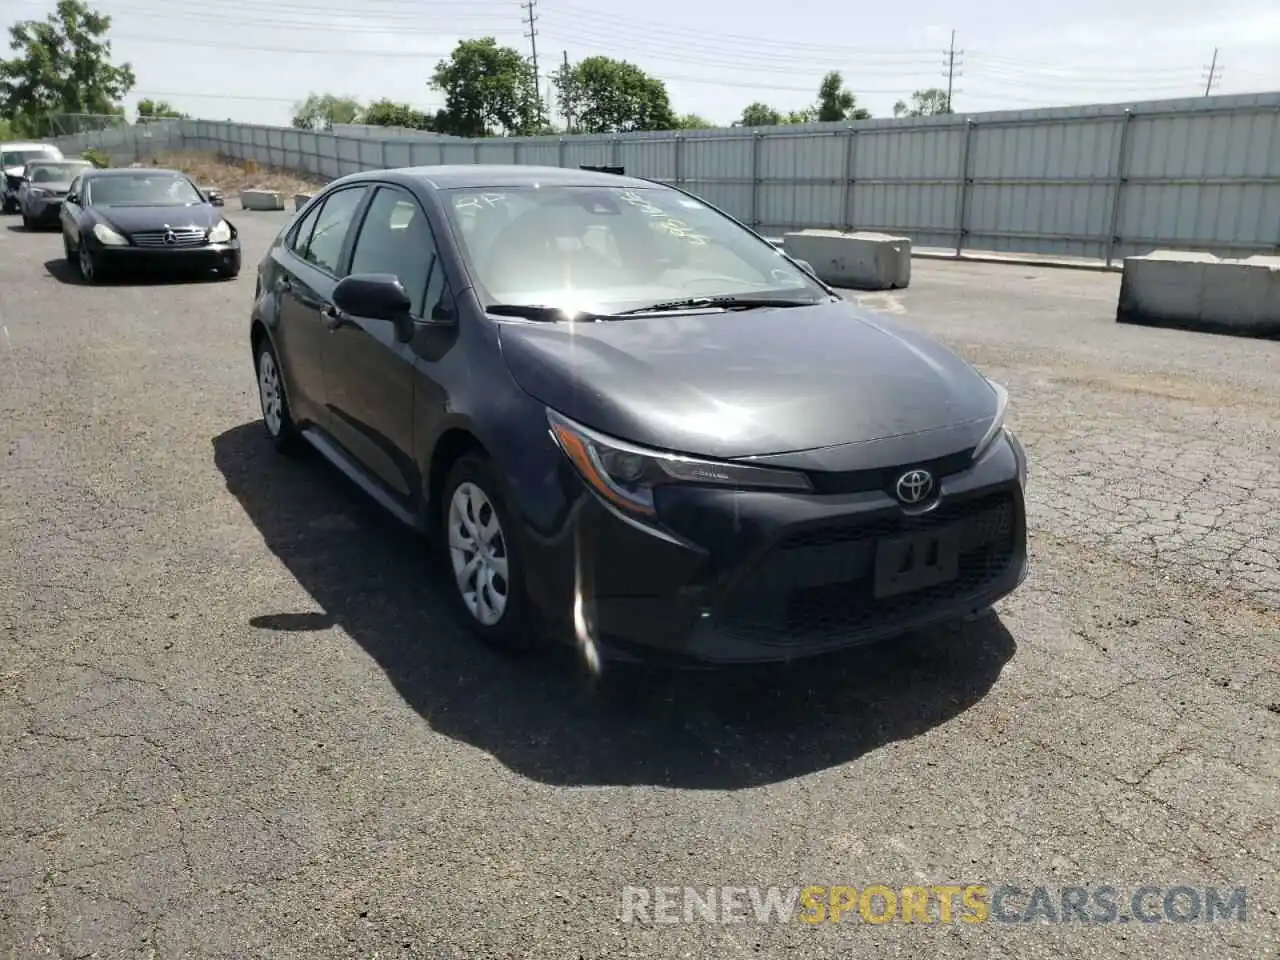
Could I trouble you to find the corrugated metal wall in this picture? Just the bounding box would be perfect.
[54,92,1280,262]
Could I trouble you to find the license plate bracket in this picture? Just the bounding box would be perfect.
[873,529,961,598]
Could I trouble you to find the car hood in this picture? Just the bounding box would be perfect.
[92,204,218,233]
[497,299,999,461]
[3,166,24,177]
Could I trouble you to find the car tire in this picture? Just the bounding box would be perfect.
[77,242,106,285]
[20,213,33,230]
[216,266,240,280]
[440,453,534,652]
[254,337,298,453]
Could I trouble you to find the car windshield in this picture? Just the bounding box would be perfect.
[85,173,204,206]
[26,162,90,183]
[2,149,59,167]
[440,185,825,314]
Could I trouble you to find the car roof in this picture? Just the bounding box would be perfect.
[82,167,187,178]
[1,142,60,150]
[337,164,659,191]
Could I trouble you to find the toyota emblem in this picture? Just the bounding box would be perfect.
[895,469,934,505]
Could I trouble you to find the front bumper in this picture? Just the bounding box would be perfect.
[523,430,1030,665]
[23,199,63,224]
[90,239,242,273]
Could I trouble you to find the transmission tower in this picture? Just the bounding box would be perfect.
[1202,48,1222,96]
[941,30,964,111]
[522,0,542,120]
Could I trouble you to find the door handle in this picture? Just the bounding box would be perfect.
[321,305,349,330]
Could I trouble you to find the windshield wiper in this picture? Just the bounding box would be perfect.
[486,303,610,322]
[611,295,827,316]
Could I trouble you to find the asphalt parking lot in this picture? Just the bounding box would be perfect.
[1,209,1277,959]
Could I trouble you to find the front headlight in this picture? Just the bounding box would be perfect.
[971,378,1009,461]
[92,223,128,246]
[207,219,232,243]
[547,409,812,518]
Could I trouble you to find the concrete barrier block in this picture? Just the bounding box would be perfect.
[240,189,284,211]
[294,193,312,211]
[781,229,911,290]
[1118,251,1280,339]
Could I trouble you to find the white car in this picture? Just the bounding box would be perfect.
[2,141,64,213]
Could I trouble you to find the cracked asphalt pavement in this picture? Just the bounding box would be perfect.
[2,212,1277,959]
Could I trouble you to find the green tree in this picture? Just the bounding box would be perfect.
[361,99,434,130]
[553,56,674,134]
[737,102,782,126]
[136,98,186,120]
[291,92,361,131]
[893,88,952,117]
[431,38,540,137]
[674,112,711,130]
[815,71,871,122]
[786,107,817,124]
[0,0,135,137]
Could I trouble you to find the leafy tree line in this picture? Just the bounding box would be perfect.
[0,2,952,142]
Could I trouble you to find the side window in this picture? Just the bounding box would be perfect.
[348,186,435,316]
[287,202,322,257]
[301,187,367,275]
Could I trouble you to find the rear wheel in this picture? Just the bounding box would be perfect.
[255,337,298,452]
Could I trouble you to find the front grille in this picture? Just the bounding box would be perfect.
[805,447,976,496]
[714,491,1018,646]
[129,227,207,248]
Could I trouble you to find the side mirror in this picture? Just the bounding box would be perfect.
[333,273,414,342]
[65,193,77,204]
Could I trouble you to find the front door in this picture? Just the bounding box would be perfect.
[320,185,433,501]
[272,186,369,427]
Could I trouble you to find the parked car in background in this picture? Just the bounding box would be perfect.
[249,165,1029,667]
[1,141,63,213]
[60,167,241,284]
[17,158,94,229]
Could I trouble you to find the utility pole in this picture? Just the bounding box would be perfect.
[521,0,541,122]
[1202,48,1220,96]
[943,30,963,113]
[561,50,573,133]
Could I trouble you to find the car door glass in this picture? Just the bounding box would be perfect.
[348,187,434,316]
[287,203,322,257]
[302,187,367,275]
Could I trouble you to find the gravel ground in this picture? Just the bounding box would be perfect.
[1,211,1277,959]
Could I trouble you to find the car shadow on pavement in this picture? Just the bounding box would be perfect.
[213,422,1016,789]
[42,257,226,286]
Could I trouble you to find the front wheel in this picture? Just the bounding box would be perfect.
[440,454,533,652]
[20,213,33,230]
[216,266,240,280]
[78,243,106,284]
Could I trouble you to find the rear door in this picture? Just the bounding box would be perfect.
[320,184,435,500]
[271,186,370,427]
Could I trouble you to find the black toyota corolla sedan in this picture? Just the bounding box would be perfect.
[250,165,1028,665]
[60,167,241,284]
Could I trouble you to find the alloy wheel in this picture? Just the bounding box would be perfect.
[447,481,509,626]
[78,245,94,283]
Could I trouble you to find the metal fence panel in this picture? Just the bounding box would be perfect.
[50,93,1280,260]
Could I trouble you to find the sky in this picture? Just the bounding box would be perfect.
[7,0,1280,127]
